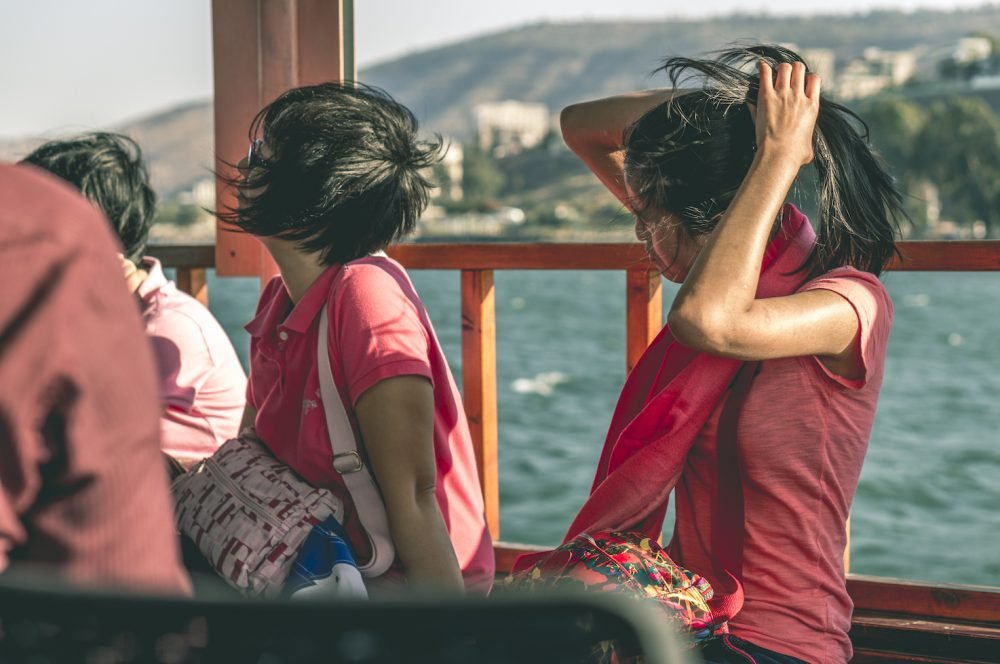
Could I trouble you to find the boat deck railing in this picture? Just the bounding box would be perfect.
[150,239,1000,661]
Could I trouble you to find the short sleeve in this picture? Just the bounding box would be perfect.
[149,311,215,411]
[801,267,893,389]
[331,263,433,405]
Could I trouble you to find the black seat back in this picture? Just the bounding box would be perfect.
[0,574,696,663]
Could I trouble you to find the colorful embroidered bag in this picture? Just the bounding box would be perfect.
[505,531,726,643]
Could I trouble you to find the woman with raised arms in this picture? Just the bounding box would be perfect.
[557,46,902,662]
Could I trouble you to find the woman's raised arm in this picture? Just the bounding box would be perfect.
[668,62,863,376]
[560,90,678,209]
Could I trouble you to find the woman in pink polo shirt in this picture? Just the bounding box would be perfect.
[22,133,247,468]
[219,83,494,594]
[558,46,902,662]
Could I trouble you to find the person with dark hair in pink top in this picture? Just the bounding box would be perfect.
[557,46,899,662]
[223,83,494,593]
[21,133,247,469]
[0,163,190,596]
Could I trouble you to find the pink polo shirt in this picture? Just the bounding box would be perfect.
[138,258,246,463]
[245,255,494,593]
[669,267,893,663]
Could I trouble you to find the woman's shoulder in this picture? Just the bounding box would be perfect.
[799,266,894,382]
[799,266,893,319]
[330,254,427,322]
[336,253,412,291]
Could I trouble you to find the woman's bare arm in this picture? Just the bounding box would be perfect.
[669,62,863,376]
[354,375,465,592]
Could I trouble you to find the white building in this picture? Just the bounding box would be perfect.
[800,49,836,89]
[778,44,836,91]
[474,100,550,156]
[178,178,216,208]
[432,141,464,202]
[953,37,992,64]
[837,48,918,100]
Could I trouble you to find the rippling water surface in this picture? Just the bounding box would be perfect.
[203,268,1000,586]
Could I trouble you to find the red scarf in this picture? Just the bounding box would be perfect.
[566,203,817,540]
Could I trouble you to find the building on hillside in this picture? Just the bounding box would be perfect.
[177,178,216,208]
[837,47,918,99]
[800,48,836,89]
[778,44,836,91]
[953,36,993,64]
[431,141,463,202]
[474,100,549,157]
[937,35,998,82]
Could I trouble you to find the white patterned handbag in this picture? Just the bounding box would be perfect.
[171,303,395,598]
[172,430,348,598]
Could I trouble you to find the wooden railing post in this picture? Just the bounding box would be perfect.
[625,269,663,374]
[175,267,209,308]
[845,517,851,573]
[461,269,500,541]
[212,0,354,283]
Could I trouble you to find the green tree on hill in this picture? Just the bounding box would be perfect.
[858,95,1000,237]
[916,97,1000,237]
[462,144,505,203]
[859,96,929,234]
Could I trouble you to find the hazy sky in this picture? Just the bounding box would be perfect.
[0,0,993,138]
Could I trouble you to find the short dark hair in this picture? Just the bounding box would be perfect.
[219,82,442,265]
[624,45,903,278]
[21,132,156,263]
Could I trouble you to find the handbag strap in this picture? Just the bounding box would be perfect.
[317,302,396,578]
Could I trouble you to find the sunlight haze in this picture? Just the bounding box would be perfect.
[0,0,994,137]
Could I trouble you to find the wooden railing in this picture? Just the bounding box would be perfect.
[152,240,1000,661]
[156,239,1000,537]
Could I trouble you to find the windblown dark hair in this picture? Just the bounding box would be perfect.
[218,82,443,265]
[624,45,903,277]
[21,132,156,263]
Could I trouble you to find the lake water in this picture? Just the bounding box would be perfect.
[197,267,1000,587]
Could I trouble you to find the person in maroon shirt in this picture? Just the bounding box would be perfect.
[0,163,191,595]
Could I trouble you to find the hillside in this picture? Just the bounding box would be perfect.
[364,7,1000,136]
[0,100,214,198]
[2,6,998,197]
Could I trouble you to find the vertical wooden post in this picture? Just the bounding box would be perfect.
[212,0,354,282]
[176,267,209,308]
[211,0,263,278]
[845,517,851,573]
[625,270,663,374]
[461,269,500,541]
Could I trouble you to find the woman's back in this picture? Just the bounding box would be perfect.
[671,266,893,662]
[246,256,495,593]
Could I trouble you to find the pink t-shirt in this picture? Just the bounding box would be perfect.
[138,258,247,462]
[669,267,893,664]
[245,255,494,594]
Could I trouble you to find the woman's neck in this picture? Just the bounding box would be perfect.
[262,238,327,304]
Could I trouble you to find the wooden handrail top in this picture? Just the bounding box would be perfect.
[149,243,216,269]
[149,240,1000,272]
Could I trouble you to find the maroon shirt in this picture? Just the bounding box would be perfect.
[0,164,190,595]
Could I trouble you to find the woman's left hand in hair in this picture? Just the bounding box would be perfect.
[754,61,820,167]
